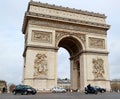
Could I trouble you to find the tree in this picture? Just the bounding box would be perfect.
[9,84,16,93]
[0,80,7,93]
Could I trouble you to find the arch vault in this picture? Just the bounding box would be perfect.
[22,1,111,91]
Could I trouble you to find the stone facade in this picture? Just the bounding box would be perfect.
[22,1,111,91]
[0,80,7,93]
[111,80,120,92]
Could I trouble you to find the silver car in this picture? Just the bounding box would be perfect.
[52,87,66,93]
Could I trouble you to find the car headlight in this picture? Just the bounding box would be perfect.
[27,89,32,91]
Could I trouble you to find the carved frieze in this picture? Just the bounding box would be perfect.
[31,30,52,44]
[30,5,105,24]
[92,58,104,79]
[34,53,48,78]
[89,37,105,49]
[55,31,85,46]
[55,32,68,43]
[29,19,106,34]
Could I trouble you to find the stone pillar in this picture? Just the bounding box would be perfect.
[70,59,74,90]
[70,59,78,90]
[70,58,81,91]
[23,48,57,90]
[79,54,87,92]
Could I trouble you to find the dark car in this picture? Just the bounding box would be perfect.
[94,86,106,93]
[85,86,98,94]
[12,85,37,95]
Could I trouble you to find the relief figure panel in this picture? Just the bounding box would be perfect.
[34,53,48,78]
[92,58,105,79]
[31,30,52,44]
[89,37,105,49]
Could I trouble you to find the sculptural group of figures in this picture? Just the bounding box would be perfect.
[92,58,104,79]
[34,53,48,77]
[33,53,105,79]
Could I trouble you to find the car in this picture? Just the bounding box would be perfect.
[85,86,98,94]
[12,85,37,95]
[52,87,66,93]
[94,86,106,93]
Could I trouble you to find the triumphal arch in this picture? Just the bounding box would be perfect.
[22,1,111,91]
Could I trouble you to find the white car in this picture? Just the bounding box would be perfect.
[52,87,66,93]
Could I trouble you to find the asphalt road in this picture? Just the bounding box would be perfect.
[0,92,120,99]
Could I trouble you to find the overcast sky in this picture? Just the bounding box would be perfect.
[0,0,120,85]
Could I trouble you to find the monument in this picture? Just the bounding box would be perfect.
[22,1,111,91]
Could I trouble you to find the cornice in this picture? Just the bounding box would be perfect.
[87,79,110,81]
[26,44,58,50]
[29,1,106,18]
[23,44,58,57]
[70,50,109,60]
[80,50,109,55]
[24,78,55,80]
[22,12,110,34]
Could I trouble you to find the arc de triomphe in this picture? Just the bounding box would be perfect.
[22,1,111,91]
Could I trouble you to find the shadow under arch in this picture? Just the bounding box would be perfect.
[57,36,84,57]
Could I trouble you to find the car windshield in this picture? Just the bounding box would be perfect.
[24,85,32,88]
[55,87,63,89]
[15,85,32,89]
[94,86,99,88]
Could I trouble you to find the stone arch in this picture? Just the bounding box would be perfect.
[57,36,83,90]
[57,35,84,56]
[22,1,111,92]
[56,34,85,52]
[56,31,86,50]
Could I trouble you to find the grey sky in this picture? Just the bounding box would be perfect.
[0,0,120,84]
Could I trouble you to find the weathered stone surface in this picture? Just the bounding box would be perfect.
[22,1,111,91]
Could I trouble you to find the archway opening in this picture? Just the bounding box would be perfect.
[57,36,83,90]
[57,47,70,89]
[58,36,82,56]
[58,47,70,79]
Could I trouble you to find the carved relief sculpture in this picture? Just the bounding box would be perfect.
[34,53,48,77]
[55,31,86,46]
[28,19,106,35]
[92,58,105,79]
[31,30,52,44]
[22,1,110,91]
[89,37,105,49]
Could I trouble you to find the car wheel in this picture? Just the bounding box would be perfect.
[52,91,56,93]
[102,90,105,93]
[85,92,88,94]
[95,91,98,94]
[62,91,66,93]
[32,93,36,95]
[13,91,16,95]
[24,91,28,95]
